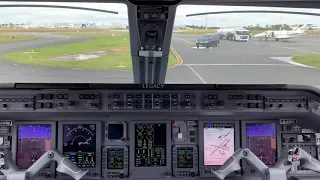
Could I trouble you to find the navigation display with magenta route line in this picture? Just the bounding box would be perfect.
[203,123,235,166]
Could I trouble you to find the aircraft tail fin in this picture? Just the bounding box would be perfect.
[295,24,313,33]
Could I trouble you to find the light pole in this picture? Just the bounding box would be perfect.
[205,7,208,31]
[280,8,283,30]
[206,15,208,31]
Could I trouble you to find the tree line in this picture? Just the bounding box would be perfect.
[185,25,219,29]
[0,23,31,27]
[243,24,303,30]
[184,24,304,30]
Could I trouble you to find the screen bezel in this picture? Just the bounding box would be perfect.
[107,148,125,169]
[134,123,167,167]
[241,120,281,166]
[105,121,127,143]
[58,121,101,171]
[203,123,235,166]
[62,124,97,168]
[16,124,52,169]
[172,145,198,176]
[199,120,240,177]
[11,121,56,172]
[129,120,171,179]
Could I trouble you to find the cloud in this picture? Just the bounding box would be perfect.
[0,1,319,27]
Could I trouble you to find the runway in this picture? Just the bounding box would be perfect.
[0,32,320,85]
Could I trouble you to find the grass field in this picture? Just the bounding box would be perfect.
[53,31,129,36]
[307,31,320,35]
[0,33,37,42]
[0,28,112,33]
[2,35,177,70]
[0,28,129,36]
[292,55,320,68]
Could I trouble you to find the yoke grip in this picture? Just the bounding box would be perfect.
[212,148,269,180]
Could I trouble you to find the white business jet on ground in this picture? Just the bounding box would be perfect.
[253,24,312,41]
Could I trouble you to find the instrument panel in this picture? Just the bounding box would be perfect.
[1,84,320,180]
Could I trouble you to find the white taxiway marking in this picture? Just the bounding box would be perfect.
[173,37,193,44]
[186,65,207,84]
[192,46,214,49]
[0,37,73,47]
[183,64,295,66]
[252,42,320,54]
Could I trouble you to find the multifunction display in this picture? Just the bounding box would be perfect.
[203,123,235,166]
[107,148,124,169]
[63,124,96,168]
[135,123,166,167]
[177,147,193,168]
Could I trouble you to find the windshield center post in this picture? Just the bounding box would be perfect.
[127,2,177,84]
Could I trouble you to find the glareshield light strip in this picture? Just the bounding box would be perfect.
[186,10,320,17]
[0,4,118,14]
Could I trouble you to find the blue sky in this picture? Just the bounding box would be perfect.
[0,2,319,27]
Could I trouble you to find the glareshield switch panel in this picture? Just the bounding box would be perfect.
[137,6,168,20]
[0,88,313,113]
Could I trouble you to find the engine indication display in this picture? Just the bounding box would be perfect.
[63,124,96,168]
[107,148,124,169]
[135,123,166,167]
[17,124,51,169]
[246,123,277,165]
[177,147,193,168]
[203,123,235,166]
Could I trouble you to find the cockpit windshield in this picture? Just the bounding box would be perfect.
[0,2,320,85]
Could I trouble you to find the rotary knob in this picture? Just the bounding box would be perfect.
[119,173,124,179]
[67,101,74,106]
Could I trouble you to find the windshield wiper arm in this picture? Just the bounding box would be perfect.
[0,4,118,14]
[186,10,320,17]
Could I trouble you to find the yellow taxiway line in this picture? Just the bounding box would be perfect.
[170,46,184,68]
